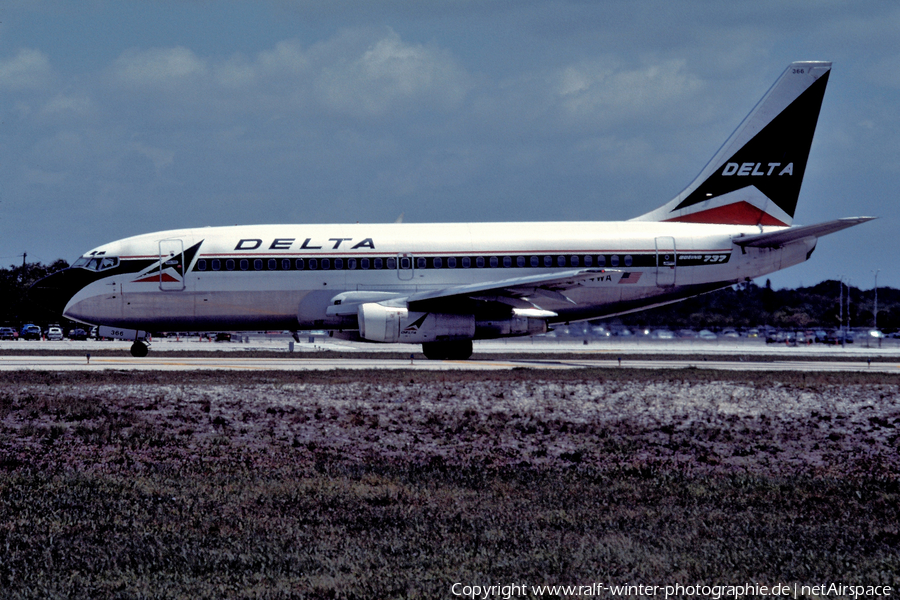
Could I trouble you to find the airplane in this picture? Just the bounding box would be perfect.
[32,61,874,359]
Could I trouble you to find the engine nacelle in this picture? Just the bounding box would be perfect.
[357,303,475,343]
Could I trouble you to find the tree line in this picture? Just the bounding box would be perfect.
[2,260,897,333]
[1,259,72,329]
[615,279,898,332]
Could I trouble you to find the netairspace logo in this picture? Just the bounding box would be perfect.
[450,582,893,599]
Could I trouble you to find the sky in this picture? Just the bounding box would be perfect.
[2,0,897,290]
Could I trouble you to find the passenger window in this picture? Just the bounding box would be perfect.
[624,255,633,267]
[476,257,485,268]
[308,259,318,270]
[557,256,566,267]
[296,259,305,270]
[212,259,221,271]
[462,257,471,268]
[447,257,457,268]
[348,258,356,270]
[375,258,384,269]
[570,255,579,267]
[400,257,411,270]
[434,257,443,269]
[584,255,592,267]
[361,258,370,270]
[321,258,330,270]
[226,259,235,271]
[334,258,344,270]
[197,260,207,271]
[417,257,426,269]
[517,256,525,268]
[610,255,619,267]
[530,256,539,267]
[240,259,249,271]
[254,259,263,271]
[282,259,291,270]
[268,259,277,270]
[385,258,394,269]
[597,255,606,267]
[502,256,511,268]
[490,257,498,268]
[544,256,553,267]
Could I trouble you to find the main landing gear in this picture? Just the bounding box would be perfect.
[130,340,149,358]
[421,339,473,360]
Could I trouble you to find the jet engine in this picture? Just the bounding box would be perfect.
[357,303,550,343]
[357,303,475,343]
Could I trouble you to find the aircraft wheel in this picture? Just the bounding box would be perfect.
[130,341,149,358]
[422,339,473,360]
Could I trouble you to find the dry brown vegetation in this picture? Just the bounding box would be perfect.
[1,369,899,598]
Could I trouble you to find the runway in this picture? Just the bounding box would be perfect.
[2,354,899,373]
[3,334,899,372]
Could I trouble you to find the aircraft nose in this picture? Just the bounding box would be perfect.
[29,268,93,317]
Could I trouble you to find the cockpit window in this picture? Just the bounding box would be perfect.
[100,257,118,270]
[74,256,119,271]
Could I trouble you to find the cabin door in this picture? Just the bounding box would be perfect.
[158,239,186,291]
[655,237,676,287]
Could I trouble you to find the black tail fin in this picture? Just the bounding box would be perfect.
[634,61,831,226]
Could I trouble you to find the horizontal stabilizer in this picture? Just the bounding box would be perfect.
[733,217,876,248]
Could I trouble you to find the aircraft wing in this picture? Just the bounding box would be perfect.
[405,268,616,312]
[734,217,876,248]
[326,268,616,316]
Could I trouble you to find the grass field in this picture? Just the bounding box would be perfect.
[1,369,898,598]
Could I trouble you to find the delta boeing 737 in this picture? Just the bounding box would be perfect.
[32,61,873,359]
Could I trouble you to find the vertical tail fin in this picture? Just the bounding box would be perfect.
[634,61,831,226]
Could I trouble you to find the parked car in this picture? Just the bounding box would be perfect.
[0,327,17,340]
[825,330,853,345]
[68,328,89,340]
[45,326,63,341]
[20,324,42,340]
[698,329,717,340]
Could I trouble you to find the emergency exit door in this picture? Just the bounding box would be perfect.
[655,237,676,287]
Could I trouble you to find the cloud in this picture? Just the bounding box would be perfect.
[0,49,52,90]
[315,30,471,117]
[112,46,208,88]
[101,30,470,121]
[40,94,94,117]
[556,58,704,127]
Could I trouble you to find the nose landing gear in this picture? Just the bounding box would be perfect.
[130,340,149,357]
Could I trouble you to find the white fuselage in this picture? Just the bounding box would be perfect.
[61,220,814,334]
